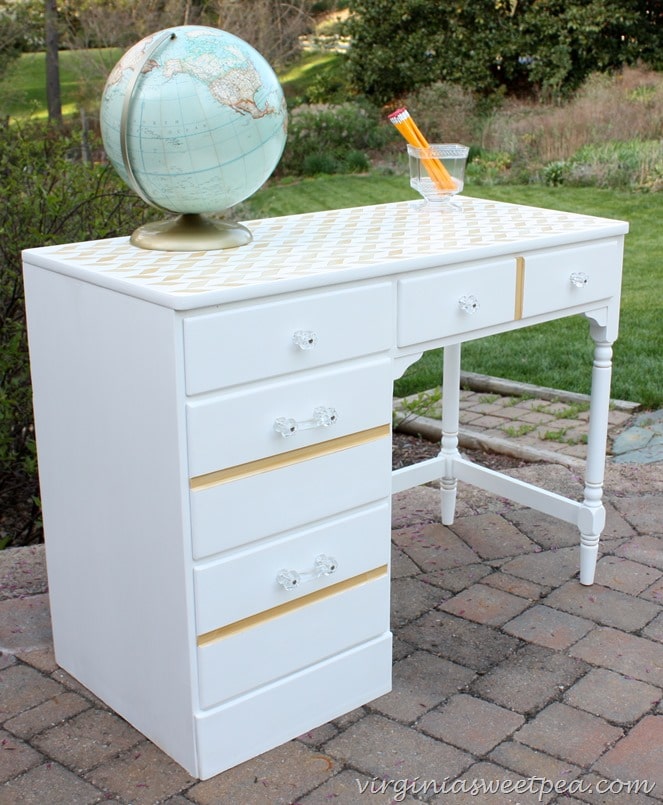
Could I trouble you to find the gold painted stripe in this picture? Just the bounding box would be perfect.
[197,564,389,647]
[514,256,526,320]
[190,424,391,491]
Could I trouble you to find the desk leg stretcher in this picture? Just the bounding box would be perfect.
[392,331,615,586]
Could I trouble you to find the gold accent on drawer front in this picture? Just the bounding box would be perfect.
[197,564,389,647]
[514,256,525,320]
[190,424,391,490]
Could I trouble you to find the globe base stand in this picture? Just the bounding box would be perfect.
[130,213,252,252]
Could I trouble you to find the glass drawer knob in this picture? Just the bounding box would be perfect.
[293,330,318,350]
[274,406,338,437]
[458,294,480,314]
[570,272,589,287]
[276,554,339,591]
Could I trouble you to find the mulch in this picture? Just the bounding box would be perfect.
[392,430,529,472]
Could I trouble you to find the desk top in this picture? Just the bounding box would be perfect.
[23,197,628,310]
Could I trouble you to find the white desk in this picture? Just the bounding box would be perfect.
[23,197,628,778]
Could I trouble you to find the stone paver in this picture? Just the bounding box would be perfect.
[0,594,52,652]
[418,694,524,754]
[0,728,42,784]
[500,547,581,588]
[0,664,64,720]
[471,644,588,714]
[450,512,538,559]
[615,535,663,570]
[514,702,623,766]
[399,611,520,672]
[544,580,661,632]
[441,583,530,626]
[569,627,663,686]
[594,555,662,595]
[593,715,663,794]
[1,414,662,803]
[391,576,448,627]
[503,604,594,650]
[392,523,480,572]
[30,708,143,773]
[0,762,103,805]
[371,651,476,722]
[563,668,662,724]
[324,713,473,782]
[85,740,197,804]
[187,741,335,805]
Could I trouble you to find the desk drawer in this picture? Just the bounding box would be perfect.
[190,434,391,558]
[193,502,389,634]
[521,240,623,318]
[183,283,393,394]
[186,357,391,478]
[197,569,389,709]
[397,258,516,346]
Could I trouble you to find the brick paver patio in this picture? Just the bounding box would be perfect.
[1,456,662,803]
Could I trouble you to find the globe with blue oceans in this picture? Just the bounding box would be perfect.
[100,25,288,250]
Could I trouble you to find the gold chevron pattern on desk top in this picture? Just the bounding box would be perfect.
[34,197,623,296]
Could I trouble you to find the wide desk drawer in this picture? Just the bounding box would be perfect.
[186,357,392,478]
[183,282,393,394]
[197,569,389,709]
[521,239,623,318]
[397,258,517,346]
[193,502,390,634]
[189,433,391,559]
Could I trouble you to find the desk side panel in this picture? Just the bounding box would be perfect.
[23,264,198,773]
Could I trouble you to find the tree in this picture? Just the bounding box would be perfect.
[345,0,663,102]
[0,1,34,83]
[45,0,62,125]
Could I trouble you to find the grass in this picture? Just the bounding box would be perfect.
[1,48,345,119]
[244,177,662,409]
[1,48,121,119]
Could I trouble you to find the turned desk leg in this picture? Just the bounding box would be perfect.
[441,343,461,524]
[579,324,613,585]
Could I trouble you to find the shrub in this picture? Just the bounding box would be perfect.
[403,81,480,147]
[0,120,150,548]
[279,101,394,175]
[301,151,343,174]
[565,140,663,190]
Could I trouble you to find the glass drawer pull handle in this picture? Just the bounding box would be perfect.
[276,554,338,591]
[570,272,589,287]
[293,330,318,350]
[458,294,480,314]
[274,406,338,437]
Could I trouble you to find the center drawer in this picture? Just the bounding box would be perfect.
[186,356,392,478]
[183,282,393,394]
[397,257,517,347]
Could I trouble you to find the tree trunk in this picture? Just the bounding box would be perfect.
[45,0,62,126]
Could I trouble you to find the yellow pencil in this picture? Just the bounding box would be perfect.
[388,108,456,191]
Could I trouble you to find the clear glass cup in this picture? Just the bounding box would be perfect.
[407,143,469,205]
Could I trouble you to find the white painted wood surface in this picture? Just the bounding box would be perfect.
[23,198,627,778]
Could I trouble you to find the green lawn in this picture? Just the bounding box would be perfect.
[1,48,120,118]
[245,176,662,409]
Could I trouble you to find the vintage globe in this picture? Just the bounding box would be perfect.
[100,25,288,250]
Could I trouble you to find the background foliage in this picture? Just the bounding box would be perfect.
[0,121,150,547]
[345,0,663,102]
